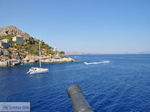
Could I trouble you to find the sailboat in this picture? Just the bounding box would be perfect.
[27,41,49,74]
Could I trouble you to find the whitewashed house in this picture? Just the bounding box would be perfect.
[1,39,10,43]
[0,39,10,48]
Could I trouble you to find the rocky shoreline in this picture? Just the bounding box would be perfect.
[0,55,75,67]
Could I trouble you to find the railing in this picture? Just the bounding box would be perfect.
[68,85,94,112]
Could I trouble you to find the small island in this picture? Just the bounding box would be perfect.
[0,25,75,67]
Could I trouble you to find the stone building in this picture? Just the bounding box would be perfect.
[12,36,26,43]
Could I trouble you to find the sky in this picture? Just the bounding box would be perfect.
[0,0,150,54]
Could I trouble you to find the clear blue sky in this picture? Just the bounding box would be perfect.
[0,0,150,54]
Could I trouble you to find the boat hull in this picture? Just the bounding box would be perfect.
[27,67,49,74]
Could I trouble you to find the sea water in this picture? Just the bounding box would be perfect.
[0,54,150,112]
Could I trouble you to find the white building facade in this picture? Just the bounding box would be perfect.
[12,36,26,43]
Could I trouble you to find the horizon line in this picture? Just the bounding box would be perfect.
[66,52,150,55]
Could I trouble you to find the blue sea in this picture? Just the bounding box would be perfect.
[0,54,150,112]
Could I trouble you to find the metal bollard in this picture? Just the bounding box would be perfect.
[67,85,94,112]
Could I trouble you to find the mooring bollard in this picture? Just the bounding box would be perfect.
[67,85,94,112]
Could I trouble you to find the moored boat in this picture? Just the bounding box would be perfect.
[27,41,49,74]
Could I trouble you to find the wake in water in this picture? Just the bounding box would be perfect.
[84,60,110,65]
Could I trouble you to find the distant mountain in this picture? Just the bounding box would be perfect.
[0,25,30,39]
[66,51,86,55]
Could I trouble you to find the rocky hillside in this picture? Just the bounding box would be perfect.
[0,25,31,39]
[0,25,74,66]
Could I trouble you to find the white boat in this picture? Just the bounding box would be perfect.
[27,67,48,74]
[27,41,49,74]
[84,60,110,65]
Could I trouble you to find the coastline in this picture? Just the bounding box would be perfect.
[0,56,75,67]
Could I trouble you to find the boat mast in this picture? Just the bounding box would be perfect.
[39,41,41,68]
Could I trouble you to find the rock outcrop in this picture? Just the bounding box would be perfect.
[0,25,30,39]
[0,61,10,67]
